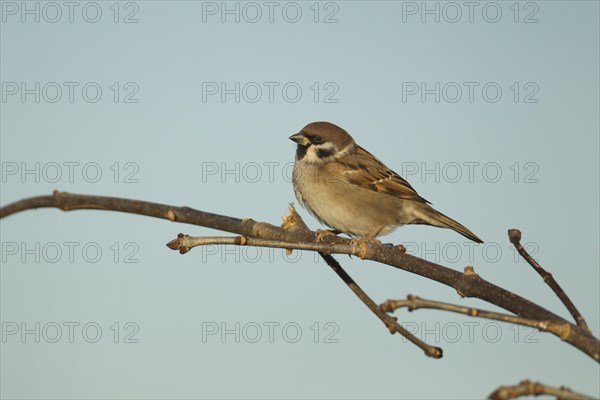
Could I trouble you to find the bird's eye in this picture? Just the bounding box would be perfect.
[314,136,322,143]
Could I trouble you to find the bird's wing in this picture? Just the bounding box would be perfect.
[336,145,431,204]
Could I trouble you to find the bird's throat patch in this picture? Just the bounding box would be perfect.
[296,145,308,160]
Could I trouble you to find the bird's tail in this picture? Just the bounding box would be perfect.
[418,207,483,244]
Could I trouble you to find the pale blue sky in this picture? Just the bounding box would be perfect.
[1,1,599,399]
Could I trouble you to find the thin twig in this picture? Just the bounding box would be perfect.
[166,234,356,255]
[488,379,596,400]
[508,229,590,333]
[381,295,572,339]
[166,234,442,357]
[318,253,442,358]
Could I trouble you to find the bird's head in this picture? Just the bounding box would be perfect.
[289,121,356,163]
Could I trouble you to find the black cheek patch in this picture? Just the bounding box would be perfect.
[317,148,335,159]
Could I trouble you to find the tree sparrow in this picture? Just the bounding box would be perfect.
[289,121,483,243]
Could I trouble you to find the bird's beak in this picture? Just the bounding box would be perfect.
[289,132,310,146]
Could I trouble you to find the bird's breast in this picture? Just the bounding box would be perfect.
[292,161,406,237]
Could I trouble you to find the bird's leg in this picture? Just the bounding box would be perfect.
[315,229,341,243]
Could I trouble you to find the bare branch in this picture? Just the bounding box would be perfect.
[381,295,572,339]
[488,379,596,400]
[1,192,598,362]
[509,229,590,332]
[318,252,442,358]
[167,234,442,357]
[166,233,404,258]
[167,234,353,255]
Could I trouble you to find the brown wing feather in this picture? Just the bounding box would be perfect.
[337,145,431,204]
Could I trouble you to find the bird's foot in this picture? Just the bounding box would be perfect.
[350,236,382,259]
[315,229,340,243]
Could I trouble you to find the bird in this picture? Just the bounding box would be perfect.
[289,121,483,243]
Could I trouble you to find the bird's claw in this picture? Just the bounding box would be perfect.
[350,236,381,259]
[315,229,339,243]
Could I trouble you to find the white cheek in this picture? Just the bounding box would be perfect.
[303,143,337,164]
[304,147,321,163]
